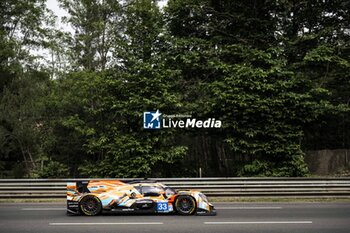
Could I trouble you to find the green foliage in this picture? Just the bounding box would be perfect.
[1,0,349,178]
[208,45,343,155]
[59,0,122,70]
[50,65,187,177]
[31,160,69,178]
[165,0,349,176]
[0,69,51,177]
[238,154,309,177]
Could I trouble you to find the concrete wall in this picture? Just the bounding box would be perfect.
[305,149,350,176]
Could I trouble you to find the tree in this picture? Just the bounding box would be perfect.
[48,0,187,178]
[165,0,347,176]
[278,0,350,150]
[59,0,122,71]
[1,0,349,178]
[0,0,55,177]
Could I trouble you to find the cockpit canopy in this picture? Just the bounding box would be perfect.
[132,183,176,198]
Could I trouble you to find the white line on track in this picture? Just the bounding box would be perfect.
[215,207,282,210]
[22,208,66,211]
[24,207,283,210]
[50,222,164,226]
[204,221,313,225]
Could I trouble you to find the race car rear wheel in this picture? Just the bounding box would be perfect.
[79,195,102,216]
[175,195,196,215]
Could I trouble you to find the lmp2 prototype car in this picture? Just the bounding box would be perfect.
[67,180,216,216]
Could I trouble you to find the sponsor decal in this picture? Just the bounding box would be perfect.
[121,209,135,212]
[196,211,207,214]
[168,204,173,212]
[68,204,79,208]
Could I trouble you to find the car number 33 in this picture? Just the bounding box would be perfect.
[157,202,168,211]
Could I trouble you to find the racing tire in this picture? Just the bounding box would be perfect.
[174,195,196,215]
[79,195,102,216]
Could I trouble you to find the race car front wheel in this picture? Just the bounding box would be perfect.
[79,195,102,216]
[175,195,196,215]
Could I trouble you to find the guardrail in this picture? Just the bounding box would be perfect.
[1,177,350,199]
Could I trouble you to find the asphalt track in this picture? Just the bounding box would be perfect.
[0,202,349,233]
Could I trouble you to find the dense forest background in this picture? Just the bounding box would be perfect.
[0,0,349,178]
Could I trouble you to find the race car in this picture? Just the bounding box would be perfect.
[67,179,216,216]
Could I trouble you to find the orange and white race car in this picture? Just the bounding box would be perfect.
[67,179,216,216]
